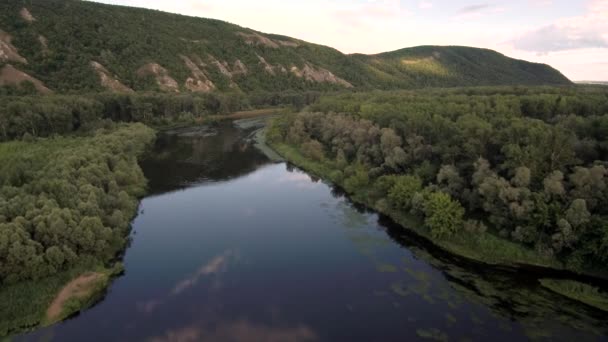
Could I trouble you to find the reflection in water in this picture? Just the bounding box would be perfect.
[172,250,236,295]
[148,319,317,342]
[325,193,608,341]
[16,121,608,342]
[136,250,238,316]
[141,122,271,195]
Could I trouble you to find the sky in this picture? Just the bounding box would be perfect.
[89,0,608,81]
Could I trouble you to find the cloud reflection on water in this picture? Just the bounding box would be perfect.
[172,250,236,295]
[136,250,238,315]
[147,319,317,342]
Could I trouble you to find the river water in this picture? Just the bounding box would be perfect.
[19,120,608,341]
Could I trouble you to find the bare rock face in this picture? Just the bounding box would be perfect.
[237,32,279,48]
[232,60,248,76]
[181,55,215,93]
[236,32,299,49]
[208,56,232,78]
[90,61,134,93]
[256,54,276,75]
[290,63,353,88]
[20,8,36,23]
[0,64,52,94]
[0,30,27,64]
[137,63,180,92]
[38,35,49,55]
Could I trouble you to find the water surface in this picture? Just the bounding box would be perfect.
[19,121,608,341]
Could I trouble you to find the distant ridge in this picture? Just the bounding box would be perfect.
[0,0,572,94]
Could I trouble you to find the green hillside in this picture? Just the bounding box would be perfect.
[0,0,571,95]
[353,46,572,88]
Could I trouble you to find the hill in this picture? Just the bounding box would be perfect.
[0,0,571,95]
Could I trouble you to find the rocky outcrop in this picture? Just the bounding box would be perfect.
[0,64,52,94]
[38,35,49,55]
[232,60,248,76]
[0,30,27,64]
[237,32,279,48]
[291,63,353,88]
[256,54,276,75]
[137,63,180,92]
[20,8,36,23]
[237,32,299,49]
[181,55,215,92]
[90,61,134,93]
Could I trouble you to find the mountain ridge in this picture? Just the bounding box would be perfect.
[0,0,572,95]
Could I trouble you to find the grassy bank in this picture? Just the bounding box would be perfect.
[540,279,608,312]
[43,264,124,326]
[269,142,569,271]
[0,265,122,337]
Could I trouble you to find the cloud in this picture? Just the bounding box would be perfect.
[332,0,407,29]
[512,0,608,53]
[512,24,608,53]
[418,1,433,9]
[458,3,490,13]
[452,3,505,20]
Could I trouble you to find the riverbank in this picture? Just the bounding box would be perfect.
[267,142,608,284]
[44,265,124,326]
[540,279,608,312]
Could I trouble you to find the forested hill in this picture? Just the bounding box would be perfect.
[0,0,571,95]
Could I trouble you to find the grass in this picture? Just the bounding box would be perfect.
[0,264,123,338]
[540,279,608,312]
[44,264,123,326]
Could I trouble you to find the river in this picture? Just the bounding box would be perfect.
[18,120,608,341]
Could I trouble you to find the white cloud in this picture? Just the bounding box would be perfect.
[512,0,608,53]
[418,1,433,9]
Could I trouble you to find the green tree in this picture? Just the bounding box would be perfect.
[424,192,465,239]
[388,175,423,211]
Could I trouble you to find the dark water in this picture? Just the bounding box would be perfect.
[18,121,608,342]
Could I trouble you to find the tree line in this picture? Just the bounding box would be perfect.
[0,90,321,141]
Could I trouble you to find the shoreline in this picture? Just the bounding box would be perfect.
[266,141,608,285]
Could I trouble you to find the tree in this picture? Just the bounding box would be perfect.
[543,171,565,197]
[437,165,465,198]
[301,139,325,161]
[388,175,423,211]
[566,199,591,228]
[424,192,465,239]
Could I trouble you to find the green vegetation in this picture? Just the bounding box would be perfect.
[0,264,121,337]
[353,46,570,88]
[0,91,320,141]
[267,86,608,275]
[0,0,569,95]
[44,264,123,326]
[0,124,154,284]
[540,279,608,312]
[0,124,154,335]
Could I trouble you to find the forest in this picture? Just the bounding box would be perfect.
[0,123,155,283]
[267,86,608,274]
[0,90,320,141]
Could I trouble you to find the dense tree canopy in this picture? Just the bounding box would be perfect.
[0,124,155,284]
[268,86,608,271]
